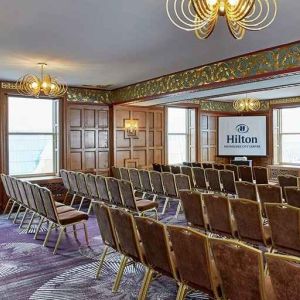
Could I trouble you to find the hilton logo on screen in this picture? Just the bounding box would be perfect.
[226,124,258,144]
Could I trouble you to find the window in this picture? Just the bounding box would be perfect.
[273,107,300,165]
[8,97,59,176]
[167,107,195,164]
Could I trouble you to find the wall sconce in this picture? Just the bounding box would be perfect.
[125,119,138,137]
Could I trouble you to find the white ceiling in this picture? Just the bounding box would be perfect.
[0,0,299,88]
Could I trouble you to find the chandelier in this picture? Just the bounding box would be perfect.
[17,63,67,98]
[166,0,277,39]
[233,97,261,112]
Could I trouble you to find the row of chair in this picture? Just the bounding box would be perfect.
[1,174,89,254]
[93,202,297,300]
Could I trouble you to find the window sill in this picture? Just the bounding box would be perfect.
[21,175,61,184]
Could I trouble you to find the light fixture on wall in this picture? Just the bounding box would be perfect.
[125,119,139,137]
[166,0,277,39]
[17,63,67,98]
[233,96,261,112]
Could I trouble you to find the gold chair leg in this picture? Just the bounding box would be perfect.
[87,200,93,215]
[8,202,17,219]
[78,197,85,211]
[83,223,89,246]
[176,284,187,300]
[161,198,169,215]
[96,245,109,279]
[63,192,69,204]
[3,198,12,215]
[138,267,154,300]
[43,222,54,247]
[53,226,65,255]
[73,224,78,239]
[26,212,36,233]
[175,202,182,219]
[13,205,22,224]
[34,216,44,239]
[19,208,29,228]
[70,194,76,207]
[152,194,157,202]
[112,255,129,292]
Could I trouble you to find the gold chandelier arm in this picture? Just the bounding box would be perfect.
[192,0,219,21]
[195,15,218,39]
[227,19,245,39]
[17,74,41,97]
[226,0,255,21]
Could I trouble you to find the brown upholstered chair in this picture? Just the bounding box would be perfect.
[181,166,194,187]
[149,170,166,203]
[152,163,162,172]
[179,190,207,231]
[225,164,239,181]
[219,170,236,195]
[85,173,100,203]
[174,174,192,218]
[10,176,25,223]
[265,203,300,255]
[278,174,298,190]
[235,181,258,201]
[1,174,17,218]
[213,163,225,170]
[60,169,72,204]
[171,165,181,174]
[210,238,267,300]
[238,165,253,183]
[128,168,143,194]
[119,167,130,181]
[257,184,282,216]
[161,164,171,172]
[111,166,121,179]
[192,162,202,167]
[134,216,177,300]
[168,225,221,300]
[253,166,269,184]
[161,172,180,215]
[106,177,123,207]
[16,180,31,228]
[183,162,193,167]
[205,168,222,193]
[230,199,271,247]
[202,193,236,237]
[193,167,207,191]
[67,171,80,207]
[76,172,92,212]
[285,187,300,208]
[139,170,154,197]
[110,208,145,292]
[119,180,158,218]
[265,252,300,300]
[95,175,111,203]
[93,202,119,279]
[202,162,213,169]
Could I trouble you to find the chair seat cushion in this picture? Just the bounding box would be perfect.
[58,210,89,225]
[136,200,158,212]
[57,205,75,214]
[55,201,64,207]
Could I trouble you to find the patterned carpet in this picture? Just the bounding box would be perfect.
[0,199,211,300]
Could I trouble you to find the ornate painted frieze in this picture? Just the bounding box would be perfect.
[199,100,234,112]
[67,87,112,104]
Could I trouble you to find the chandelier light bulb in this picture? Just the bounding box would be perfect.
[228,0,239,6]
[31,82,38,89]
[207,0,218,6]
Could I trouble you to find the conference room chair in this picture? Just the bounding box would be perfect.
[285,187,300,208]
[210,238,268,300]
[68,171,80,207]
[256,184,283,216]
[106,177,124,207]
[202,162,213,169]
[170,165,181,174]
[181,166,195,187]
[7,176,25,221]
[139,169,154,199]
[213,163,225,170]
[16,180,32,228]
[93,202,119,280]
[235,181,258,201]
[134,216,177,300]
[225,164,239,181]
[205,168,222,193]
[278,174,299,199]
[174,174,192,218]
[10,176,26,224]
[161,172,180,215]
[1,174,17,218]
[238,165,254,183]
[95,175,111,204]
[85,173,101,203]
[111,166,121,179]
[253,166,269,184]
[161,164,171,172]
[119,167,130,181]
[230,199,271,248]
[219,169,236,196]
[193,167,208,191]
[191,162,202,168]
[152,163,162,172]
[182,162,193,167]
[118,180,158,218]
[265,203,300,256]
[149,170,167,204]
[265,252,300,300]
[167,225,221,300]
[110,208,145,293]
[128,168,143,195]
[179,190,207,231]
[76,172,92,212]
[202,193,236,238]
[60,169,73,204]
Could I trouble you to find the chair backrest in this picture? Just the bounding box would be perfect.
[285,187,300,208]
[76,172,89,197]
[17,179,29,208]
[152,163,162,172]
[5,176,16,200]
[202,193,234,237]
[253,166,268,184]
[230,199,266,246]
[266,253,300,300]
[0,174,10,198]
[161,164,171,172]
[40,187,58,223]
[238,165,253,183]
[85,174,99,199]
[23,181,37,211]
[174,174,191,192]
[225,164,239,181]
[205,168,221,192]
[235,181,258,201]
[31,184,47,216]
[278,175,298,189]
[210,238,265,300]
[11,177,22,204]
[68,171,79,193]
[183,162,192,167]
[93,202,118,250]
[139,170,152,192]
[181,166,194,186]
[128,168,142,190]
[202,162,213,169]
[110,208,142,262]
[257,184,282,216]
[265,203,300,254]
[120,167,130,181]
[95,175,110,203]
[193,167,207,190]
[213,163,225,170]
[149,171,165,195]
[106,177,123,206]
[161,172,178,198]
[171,165,181,174]
[111,166,121,179]
[119,180,137,211]
[135,216,176,278]
[219,170,236,195]
[60,169,71,190]
[168,226,216,297]
[192,162,202,168]
[179,190,206,229]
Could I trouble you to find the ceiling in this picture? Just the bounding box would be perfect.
[0,0,299,88]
